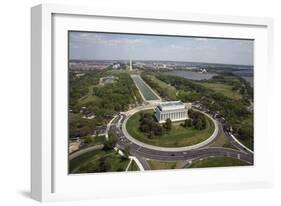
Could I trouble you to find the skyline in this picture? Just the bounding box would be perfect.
[69,32,254,66]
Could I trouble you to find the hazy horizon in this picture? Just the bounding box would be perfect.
[69,58,253,67]
[69,32,254,66]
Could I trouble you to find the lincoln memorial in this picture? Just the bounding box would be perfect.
[155,101,189,123]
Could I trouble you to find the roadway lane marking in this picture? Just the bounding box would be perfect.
[125,158,133,171]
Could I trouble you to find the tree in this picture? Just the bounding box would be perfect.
[153,123,163,136]
[238,123,253,140]
[140,124,150,133]
[103,132,117,150]
[195,118,203,130]
[139,112,163,136]
[188,110,206,130]
[184,119,192,128]
[139,112,144,121]
[164,118,172,131]
[114,103,121,111]
[84,136,93,144]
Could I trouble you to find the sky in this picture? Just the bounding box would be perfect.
[69,32,254,66]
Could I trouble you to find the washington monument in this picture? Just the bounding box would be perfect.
[130,59,132,71]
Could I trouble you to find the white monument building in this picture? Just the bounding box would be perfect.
[155,101,189,123]
[129,59,133,71]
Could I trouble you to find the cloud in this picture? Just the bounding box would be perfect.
[69,32,253,65]
[103,38,148,46]
[70,32,152,51]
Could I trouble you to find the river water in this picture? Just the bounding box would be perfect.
[165,70,253,86]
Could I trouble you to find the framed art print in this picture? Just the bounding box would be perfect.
[31,4,274,202]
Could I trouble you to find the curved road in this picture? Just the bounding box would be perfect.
[121,106,219,152]
[110,111,254,170]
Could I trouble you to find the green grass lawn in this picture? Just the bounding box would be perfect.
[197,82,241,100]
[78,85,101,105]
[209,129,235,149]
[147,160,178,170]
[189,157,250,168]
[127,160,140,171]
[69,149,130,174]
[126,110,215,147]
[148,160,176,170]
[147,159,188,170]
[147,75,177,100]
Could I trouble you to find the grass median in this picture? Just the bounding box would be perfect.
[189,157,250,168]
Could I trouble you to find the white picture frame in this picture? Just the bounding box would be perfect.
[31,3,274,202]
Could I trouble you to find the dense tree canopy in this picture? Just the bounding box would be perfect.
[139,112,163,138]
[188,110,207,130]
[153,72,253,148]
[103,132,118,150]
[69,70,143,140]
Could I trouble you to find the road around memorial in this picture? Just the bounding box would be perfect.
[121,105,219,152]
[109,104,254,170]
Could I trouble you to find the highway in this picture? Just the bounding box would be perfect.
[110,112,254,169]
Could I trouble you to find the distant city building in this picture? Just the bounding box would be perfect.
[155,101,189,123]
[69,62,109,70]
[201,68,207,73]
[82,112,96,120]
[135,62,145,68]
[100,75,118,85]
[112,64,120,69]
[75,73,85,78]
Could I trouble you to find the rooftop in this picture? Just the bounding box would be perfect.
[100,75,118,84]
[157,101,186,111]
